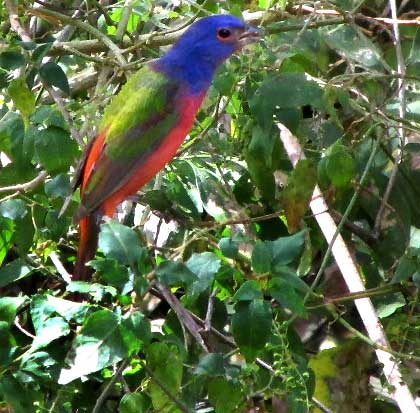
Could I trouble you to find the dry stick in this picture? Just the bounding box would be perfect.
[374,0,408,235]
[115,0,134,42]
[5,0,31,42]
[26,7,127,66]
[0,171,48,193]
[92,360,129,413]
[277,123,418,413]
[156,282,209,352]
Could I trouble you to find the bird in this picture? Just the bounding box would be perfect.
[70,14,261,281]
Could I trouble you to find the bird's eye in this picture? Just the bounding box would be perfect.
[217,28,232,39]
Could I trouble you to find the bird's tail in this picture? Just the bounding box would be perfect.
[74,213,101,281]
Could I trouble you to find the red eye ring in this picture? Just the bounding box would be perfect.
[217,28,232,40]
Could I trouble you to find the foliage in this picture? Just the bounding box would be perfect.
[0,0,419,412]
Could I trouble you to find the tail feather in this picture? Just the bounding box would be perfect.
[74,213,101,281]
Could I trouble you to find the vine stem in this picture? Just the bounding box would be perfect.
[277,123,418,413]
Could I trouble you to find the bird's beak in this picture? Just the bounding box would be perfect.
[238,25,263,46]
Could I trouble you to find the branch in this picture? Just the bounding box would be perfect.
[5,0,31,42]
[92,360,128,413]
[26,7,127,66]
[0,171,48,194]
[277,123,418,413]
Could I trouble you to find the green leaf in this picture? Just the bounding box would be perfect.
[39,61,70,95]
[7,77,35,122]
[0,258,33,288]
[0,321,15,366]
[0,375,41,413]
[119,393,151,413]
[31,294,91,325]
[31,316,70,351]
[67,281,118,300]
[34,126,78,173]
[147,342,184,412]
[0,296,27,326]
[391,255,416,283]
[208,378,244,413]
[30,105,67,129]
[90,259,132,293]
[320,24,385,70]
[186,252,221,297]
[0,217,14,266]
[234,280,263,301]
[231,299,272,361]
[44,173,71,199]
[0,51,25,70]
[252,241,272,274]
[0,111,23,155]
[269,278,306,316]
[269,230,306,268]
[156,260,197,287]
[195,353,225,377]
[0,198,27,220]
[99,221,142,265]
[250,73,325,130]
[281,160,317,232]
[325,143,355,188]
[59,310,149,384]
[218,237,239,258]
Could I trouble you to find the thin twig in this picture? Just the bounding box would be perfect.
[144,365,192,413]
[204,288,218,332]
[92,360,129,413]
[5,0,31,42]
[0,171,49,194]
[374,0,407,235]
[27,7,127,66]
[156,283,209,352]
[115,0,133,42]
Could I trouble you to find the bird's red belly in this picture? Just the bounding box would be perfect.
[101,93,204,216]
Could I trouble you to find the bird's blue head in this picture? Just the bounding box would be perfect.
[156,15,261,94]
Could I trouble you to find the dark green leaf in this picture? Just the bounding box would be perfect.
[0,258,33,288]
[0,217,14,266]
[7,77,35,122]
[218,237,239,258]
[281,159,317,232]
[30,105,67,129]
[391,255,416,284]
[59,309,149,384]
[0,51,25,71]
[0,296,27,326]
[320,24,385,70]
[208,378,243,413]
[0,198,27,220]
[156,260,197,287]
[34,126,78,173]
[234,280,263,301]
[269,230,306,268]
[44,174,71,199]
[147,342,183,412]
[119,393,151,413]
[269,278,306,316]
[195,353,225,377]
[39,61,70,95]
[252,241,272,273]
[232,299,272,361]
[186,252,221,297]
[99,221,143,265]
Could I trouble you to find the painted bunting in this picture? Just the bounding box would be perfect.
[72,14,261,280]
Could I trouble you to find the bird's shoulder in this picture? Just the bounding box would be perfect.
[100,63,183,140]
